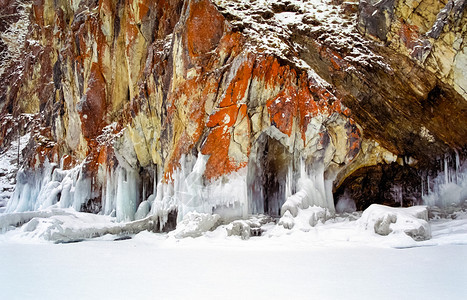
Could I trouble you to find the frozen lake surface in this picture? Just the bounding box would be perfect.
[1,214,466,300]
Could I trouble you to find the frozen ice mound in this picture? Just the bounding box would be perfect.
[173,212,220,239]
[225,215,273,239]
[358,204,431,241]
[1,208,161,242]
[226,220,252,240]
[278,206,329,230]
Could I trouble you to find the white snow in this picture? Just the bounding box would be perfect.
[0,207,466,299]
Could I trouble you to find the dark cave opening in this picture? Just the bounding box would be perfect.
[248,135,292,217]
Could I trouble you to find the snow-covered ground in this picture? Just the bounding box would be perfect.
[1,206,466,299]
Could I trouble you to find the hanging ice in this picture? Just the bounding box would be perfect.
[422,153,467,208]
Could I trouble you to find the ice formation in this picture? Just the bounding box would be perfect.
[335,192,357,214]
[4,131,344,232]
[150,154,249,229]
[0,130,31,212]
[172,212,220,239]
[115,167,140,222]
[422,152,467,208]
[5,160,92,214]
[0,208,163,242]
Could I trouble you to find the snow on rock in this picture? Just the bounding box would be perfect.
[358,204,431,241]
[226,220,252,240]
[1,208,163,243]
[279,206,329,230]
[0,1,30,77]
[0,209,62,232]
[225,215,273,239]
[213,0,388,71]
[172,212,221,239]
[278,210,295,229]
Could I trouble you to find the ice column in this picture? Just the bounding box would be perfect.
[116,166,140,222]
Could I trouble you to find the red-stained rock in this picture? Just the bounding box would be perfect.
[399,21,421,51]
[185,0,225,58]
[219,56,254,108]
[79,63,107,140]
[1,0,465,219]
[267,86,297,137]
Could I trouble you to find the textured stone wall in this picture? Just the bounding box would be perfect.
[359,0,467,99]
[0,0,466,219]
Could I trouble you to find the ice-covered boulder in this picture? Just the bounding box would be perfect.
[358,204,431,241]
[173,212,220,239]
[279,206,328,230]
[225,215,273,239]
[278,211,295,229]
[226,220,251,240]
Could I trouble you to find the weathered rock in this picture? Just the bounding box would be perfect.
[0,0,465,225]
[359,0,467,99]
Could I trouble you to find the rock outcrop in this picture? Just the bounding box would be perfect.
[0,0,465,225]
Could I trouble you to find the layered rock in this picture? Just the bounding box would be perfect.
[359,0,467,99]
[0,0,465,225]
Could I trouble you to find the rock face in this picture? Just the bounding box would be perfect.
[359,0,467,99]
[0,0,466,224]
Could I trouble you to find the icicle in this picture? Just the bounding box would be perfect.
[427,175,431,194]
[444,155,449,185]
[153,168,157,196]
[285,163,293,200]
[423,154,467,208]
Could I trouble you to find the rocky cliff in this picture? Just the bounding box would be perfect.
[0,0,466,227]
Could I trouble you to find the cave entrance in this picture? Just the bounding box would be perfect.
[248,135,292,217]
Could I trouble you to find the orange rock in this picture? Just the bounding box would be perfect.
[138,0,150,20]
[61,155,74,170]
[185,0,225,58]
[399,21,421,51]
[267,86,297,137]
[219,56,254,108]
[206,105,239,128]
